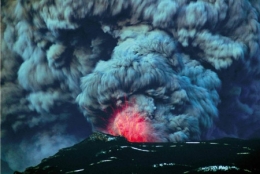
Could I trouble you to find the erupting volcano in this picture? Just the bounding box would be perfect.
[107,102,158,143]
[2,0,260,172]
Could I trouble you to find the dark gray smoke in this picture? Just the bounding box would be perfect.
[1,0,260,172]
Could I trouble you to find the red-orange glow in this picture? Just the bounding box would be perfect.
[107,105,157,142]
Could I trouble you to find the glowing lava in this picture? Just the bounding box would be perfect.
[107,105,158,143]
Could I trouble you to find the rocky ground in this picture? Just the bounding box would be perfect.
[14,132,260,174]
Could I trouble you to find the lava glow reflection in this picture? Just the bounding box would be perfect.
[107,104,157,142]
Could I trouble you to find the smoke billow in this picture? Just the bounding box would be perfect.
[1,0,260,172]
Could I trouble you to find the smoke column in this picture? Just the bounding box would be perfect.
[1,0,260,172]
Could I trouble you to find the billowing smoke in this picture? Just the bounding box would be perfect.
[1,0,260,172]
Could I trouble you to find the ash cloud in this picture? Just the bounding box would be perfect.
[1,0,260,172]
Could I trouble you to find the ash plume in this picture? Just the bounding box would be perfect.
[1,0,260,172]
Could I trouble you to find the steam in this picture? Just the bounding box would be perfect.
[1,0,260,172]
